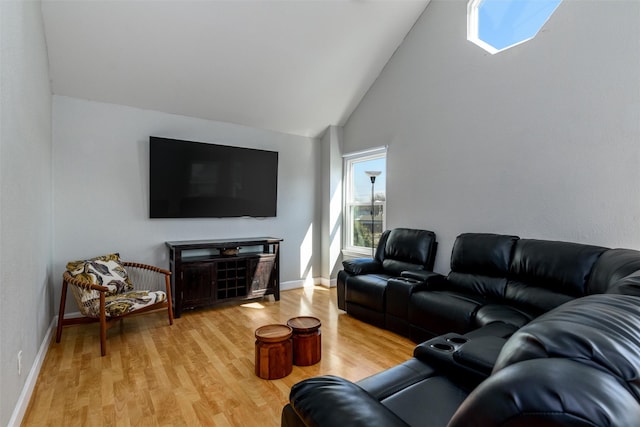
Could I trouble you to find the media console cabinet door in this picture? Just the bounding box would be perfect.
[181,262,216,308]
[249,256,275,297]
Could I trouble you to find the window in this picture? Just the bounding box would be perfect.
[467,0,562,54]
[343,147,386,256]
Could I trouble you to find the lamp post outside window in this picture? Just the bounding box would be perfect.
[365,171,381,257]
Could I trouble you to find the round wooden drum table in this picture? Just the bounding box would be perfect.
[287,316,322,366]
[254,324,293,380]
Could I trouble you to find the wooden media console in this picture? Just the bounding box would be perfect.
[166,237,283,317]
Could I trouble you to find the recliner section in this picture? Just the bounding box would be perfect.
[337,228,437,329]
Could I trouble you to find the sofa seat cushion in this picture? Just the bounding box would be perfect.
[381,376,469,427]
[346,273,391,311]
[463,321,518,339]
[473,304,535,329]
[409,291,484,336]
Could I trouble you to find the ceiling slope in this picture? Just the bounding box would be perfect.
[41,0,429,138]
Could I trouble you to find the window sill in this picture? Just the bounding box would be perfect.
[342,248,374,259]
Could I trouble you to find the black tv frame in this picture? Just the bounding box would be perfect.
[149,137,278,219]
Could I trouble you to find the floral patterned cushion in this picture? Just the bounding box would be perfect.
[66,253,133,296]
[66,253,166,318]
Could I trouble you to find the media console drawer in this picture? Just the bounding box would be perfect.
[166,237,282,317]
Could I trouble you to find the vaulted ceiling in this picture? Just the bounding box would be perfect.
[41,0,429,138]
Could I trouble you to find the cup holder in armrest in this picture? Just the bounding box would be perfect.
[430,342,454,352]
[415,333,469,363]
[446,336,468,345]
[414,333,494,386]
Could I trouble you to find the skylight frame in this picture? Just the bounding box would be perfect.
[467,0,563,55]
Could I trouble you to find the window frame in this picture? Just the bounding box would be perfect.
[342,147,387,257]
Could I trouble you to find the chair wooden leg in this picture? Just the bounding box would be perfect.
[56,280,69,343]
[99,292,107,356]
[165,274,174,325]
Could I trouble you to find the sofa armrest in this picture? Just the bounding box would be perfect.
[342,258,383,275]
[287,375,410,427]
[356,358,436,400]
[413,333,502,387]
[400,270,445,288]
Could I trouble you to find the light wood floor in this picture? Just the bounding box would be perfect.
[23,287,415,426]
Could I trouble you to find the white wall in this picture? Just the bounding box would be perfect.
[319,126,344,281]
[344,0,640,273]
[0,1,53,425]
[52,96,319,310]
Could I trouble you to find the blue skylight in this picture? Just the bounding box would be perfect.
[468,0,562,54]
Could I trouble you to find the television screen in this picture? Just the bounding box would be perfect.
[149,137,278,218]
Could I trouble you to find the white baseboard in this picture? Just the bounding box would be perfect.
[280,277,335,291]
[280,279,305,291]
[315,277,336,288]
[8,316,56,427]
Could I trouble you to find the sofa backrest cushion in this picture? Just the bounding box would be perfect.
[450,233,518,277]
[445,273,507,300]
[508,239,606,297]
[493,294,640,400]
[607,271,640,297]
[588,248,640,294]
[446,234,517,299]
[379,228,437,276]
[449,358,640,427]
[503,280,573,314]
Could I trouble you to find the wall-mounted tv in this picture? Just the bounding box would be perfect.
[149,137,278,218]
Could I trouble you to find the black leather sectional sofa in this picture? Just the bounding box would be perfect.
[282,293,640,426]
[340,232,640,343]
[282,231,640,426]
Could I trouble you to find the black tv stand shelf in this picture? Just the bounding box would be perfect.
[166,237,283,317]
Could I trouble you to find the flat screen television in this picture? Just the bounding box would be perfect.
[149,137,278,218]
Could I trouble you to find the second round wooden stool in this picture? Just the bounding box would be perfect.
[287,316,321,366]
